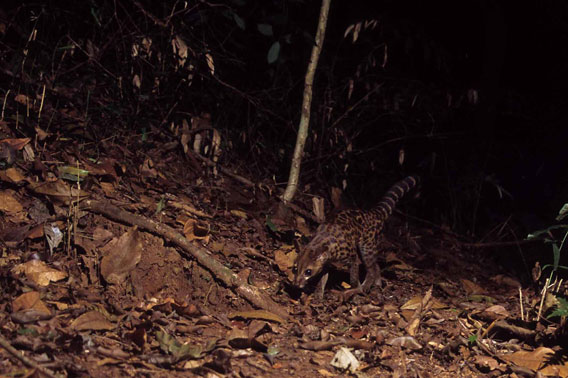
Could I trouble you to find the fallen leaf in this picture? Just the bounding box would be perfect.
[12,291,51,316]
[228,310,285,324]
[230,209,247,219]
[0,167,26,183]
[70,310,115,331]
[330,347,360,373]
[12,260,68,286]
[183,218,210,243]
[499,346,568,376]
[473,355,501,371]
[461,279,486,295]
[0,190,23,214]
[386,336,422,350]
[100,226,142,284]
[481,305,509,320]
[273,247,296,278]
[29,180,90,205]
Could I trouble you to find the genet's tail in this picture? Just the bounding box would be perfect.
[371,175,419,220]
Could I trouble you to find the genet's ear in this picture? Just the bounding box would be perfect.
[317,251,328,264]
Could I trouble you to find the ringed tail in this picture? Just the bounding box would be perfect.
[370,176,419,219]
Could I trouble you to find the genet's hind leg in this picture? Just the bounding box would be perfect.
[359,242,382,293]
[349,255,361,288]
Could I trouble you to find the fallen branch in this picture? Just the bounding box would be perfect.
[0,335,58,378]
[190,151,321,224]
[83,199,288,320]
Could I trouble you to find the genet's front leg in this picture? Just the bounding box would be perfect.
[315,272,329,299]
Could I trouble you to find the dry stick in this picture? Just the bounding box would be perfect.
[190,150,255,187]
[191,151,320,224]
[0,335,59,378]
[459,239,541,248]
[396,209,543,249]
[83,199,288,320]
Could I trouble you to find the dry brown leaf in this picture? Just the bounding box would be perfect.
[14,94,31,105]
[491,274,521,288]
[93,226,114,246]
[100,226,142,285]
[230,209,248,219]
[400,295,447,311]
[0,190,23,214]
[500,347,568,376]
[317,369,335,377]
[295,216,310,236]
[70,310,115,331]
[0,167,26,183]
[331,187,342,209]
[227,328,251,349]
[386,336,422,350]
[482,305,509,320]
[1,137,31,150]
[99,182,115,197]
[273,247,296,279]
[473,355,501,371]
[385,251,415,270]
[312,196,325,223]
[406,318,421,336]
[228,310,285,324]
[183,218,210,243]
[29,180,90,205]
[12,260,68,286]
[461,279,486,295]
[12,291,51,315]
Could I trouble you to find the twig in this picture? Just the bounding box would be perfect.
[189,150,255,187]
[83,199,288,320]
[191,151,320,224]
[459,239,541,248]
[0,334,59,378]
[328,84,383,130]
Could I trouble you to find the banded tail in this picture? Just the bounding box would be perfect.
[370,176,419,220]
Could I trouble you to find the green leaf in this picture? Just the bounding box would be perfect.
[267,41,280,64]
[233,13,246,30]
[156,196,166,214]
[156,330,203,359]
[547,296,568,319]
[58,166,90,183]
[257,24,273,36]
[265,215,278,232]
[557,203,568,221]
[528,224,568,240]
[553,243,561,271]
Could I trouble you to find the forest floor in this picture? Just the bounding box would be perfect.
[0,121,567,377]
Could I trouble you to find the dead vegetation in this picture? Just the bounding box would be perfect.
[1,1,568,377]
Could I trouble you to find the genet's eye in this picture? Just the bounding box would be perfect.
[304,269,312,277]
[292,266,297,274]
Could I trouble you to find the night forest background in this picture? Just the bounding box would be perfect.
[2,0,568,294]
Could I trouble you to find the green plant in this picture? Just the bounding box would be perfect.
[528,204,568,321]
[527,203,568,279]
[548,296,568,319]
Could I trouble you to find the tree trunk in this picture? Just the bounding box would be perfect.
[281,0,331,203]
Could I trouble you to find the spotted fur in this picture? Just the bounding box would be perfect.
[293,176,418,293]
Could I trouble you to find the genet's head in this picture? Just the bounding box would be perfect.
[292,238,332,288]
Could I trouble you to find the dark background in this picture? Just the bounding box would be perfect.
[1,0,567,277]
